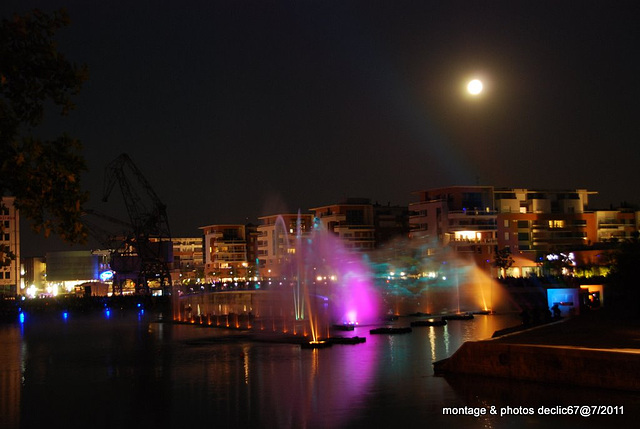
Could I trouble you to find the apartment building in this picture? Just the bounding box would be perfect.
[310,198,376,252]
[409,186,497,264]
[595,209,639,242]
[172,237,205,282]
[409,186,605,274]
[494,189,598,252]
[257,213,314,278]
[200,224,251,283]
[0,197,20,297]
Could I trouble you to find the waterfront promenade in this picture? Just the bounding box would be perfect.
[434,309,640,391]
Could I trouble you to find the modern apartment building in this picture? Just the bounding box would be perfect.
[409,186,497,264]
[200,224,251,283]
[595,209,639,242]
[494,188,598,252]
[0,197,20,297]
[409,186,604,274]
[172,237,205,282]
[310,198,376,252]
[256,213,314,278]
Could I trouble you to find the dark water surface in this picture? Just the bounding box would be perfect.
[1,311,638,428]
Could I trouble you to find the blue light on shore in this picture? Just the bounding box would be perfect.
[63,311,69,320]
[19,312,25,324]
[105,309,111,319]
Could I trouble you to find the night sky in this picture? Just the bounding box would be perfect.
[3,1,640,256]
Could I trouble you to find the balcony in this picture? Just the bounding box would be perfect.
[214,238,246,244]
[317,212,346,220]
[448,209,498,217]
[450,237,497,244]
[598,221,631,228]
[448,225,497,232]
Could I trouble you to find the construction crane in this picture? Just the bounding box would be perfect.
[99,153,173,294]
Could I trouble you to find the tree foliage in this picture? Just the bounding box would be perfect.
[492,246,514,277]
[0,8,89,261]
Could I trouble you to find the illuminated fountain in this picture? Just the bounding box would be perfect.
[175,220,512,344]
[369,237,508,316]
[175,214,382,347]
[278,214,381,347]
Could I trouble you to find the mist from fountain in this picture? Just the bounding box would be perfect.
[272,213,382,342]
[368,235,510,316]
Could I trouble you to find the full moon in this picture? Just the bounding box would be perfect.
[467,79,483,95]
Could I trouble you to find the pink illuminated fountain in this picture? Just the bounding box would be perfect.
[277,214,381,346]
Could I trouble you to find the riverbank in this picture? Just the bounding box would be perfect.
[0,295,171,321]
[434,309,640,391]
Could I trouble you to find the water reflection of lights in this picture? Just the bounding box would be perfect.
[387,336,396,364]
[428,326,437,361]
[443,324,450,356]
[312,348,319,376]
[243,346,250,385]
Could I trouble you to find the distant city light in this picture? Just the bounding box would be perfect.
[100,270,114,282]
[26,285,37,298]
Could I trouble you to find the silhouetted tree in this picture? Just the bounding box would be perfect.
[492,246,514,277]
[1,9,89,266]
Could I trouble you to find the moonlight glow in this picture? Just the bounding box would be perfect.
[467,79,483,95]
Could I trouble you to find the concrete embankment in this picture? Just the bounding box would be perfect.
[434,312,640,391]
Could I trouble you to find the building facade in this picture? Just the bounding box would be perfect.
[172,237,205,283]
[0,197,20,298]
[409,186,498,266]
[494,188,597,253]
[409,186,603,275]
[310,198,376,252]
[595,209,639,242]
[38,250,111,296]
[200,224,252,283]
